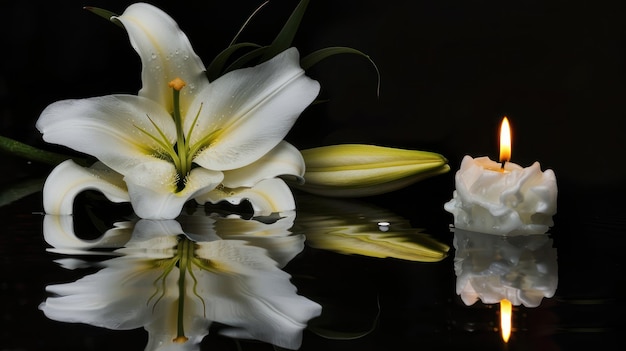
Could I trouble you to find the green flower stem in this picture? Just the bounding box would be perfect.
[0,135,89,166]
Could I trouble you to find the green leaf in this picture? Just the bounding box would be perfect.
[206,42,262,81]
[301,47,381,97]
[0,135,88,166]
[260,0,310,61]
[228,0,271,46]
[223,46,270,73]
[83,6,123,28]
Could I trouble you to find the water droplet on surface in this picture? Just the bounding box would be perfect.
[378,221,391,232]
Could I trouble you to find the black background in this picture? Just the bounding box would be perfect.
[0,1,625,350]
[2,0,626,190]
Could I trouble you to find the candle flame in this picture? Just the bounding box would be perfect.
[499,117,512,165]
[500,299,512,343]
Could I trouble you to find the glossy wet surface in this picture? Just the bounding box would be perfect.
[1,181,623,351]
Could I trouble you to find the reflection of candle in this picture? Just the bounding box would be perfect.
[444,117,558,235]
[453,228,558,344]
[500,299,512,343]
[452,228,558,306]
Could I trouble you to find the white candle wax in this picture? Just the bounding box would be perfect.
[444,155,557,235]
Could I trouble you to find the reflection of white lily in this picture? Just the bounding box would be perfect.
[36,3,319,219]
[40,214,320,350]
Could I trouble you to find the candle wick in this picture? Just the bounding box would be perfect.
[501,160,506,170]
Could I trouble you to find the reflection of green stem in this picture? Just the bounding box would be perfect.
[0,135,89,166]
[175,238,190,342]
[145,236,211,343]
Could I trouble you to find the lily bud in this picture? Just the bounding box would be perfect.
[293,144,450,197]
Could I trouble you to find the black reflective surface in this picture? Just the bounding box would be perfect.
[1,182,624,350]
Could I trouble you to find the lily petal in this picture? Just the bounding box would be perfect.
[190,48,320,171]
[195,178,296,216]
[222,141,305,188]
[124,161,224,219]
[36,95,176,175]
[43,160,129,215]
[115,3,208,115]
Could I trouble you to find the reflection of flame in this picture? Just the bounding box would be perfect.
[500,299,512,343]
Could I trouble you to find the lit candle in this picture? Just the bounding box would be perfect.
[444,117,558,235]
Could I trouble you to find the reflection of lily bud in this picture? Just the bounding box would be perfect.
[295,194,449,262]
[291,144,449,197]
[453,229,558,307]
[40,212,320,350]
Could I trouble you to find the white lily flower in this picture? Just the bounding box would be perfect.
[36,3,319,219]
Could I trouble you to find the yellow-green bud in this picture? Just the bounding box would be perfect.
[294,144,450,197]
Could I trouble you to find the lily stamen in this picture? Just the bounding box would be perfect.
[168,77,186,91]
[169,78,191,189]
